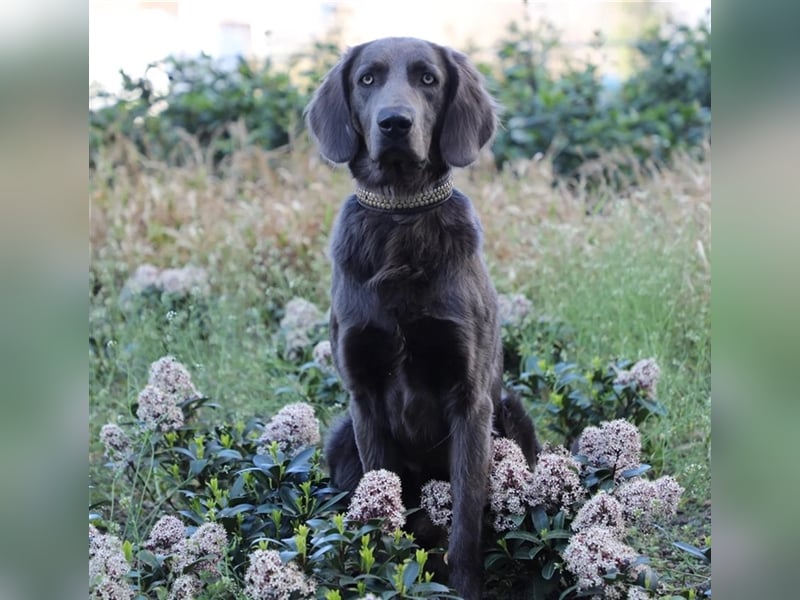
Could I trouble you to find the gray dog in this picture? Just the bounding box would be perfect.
[306,37,539,599]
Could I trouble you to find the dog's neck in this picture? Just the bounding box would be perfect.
[349,154,453,213]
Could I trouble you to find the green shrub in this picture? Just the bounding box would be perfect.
[485,17,710,182]
[510,354,666,450]
[90,19,710,184]
[90,40,340,167]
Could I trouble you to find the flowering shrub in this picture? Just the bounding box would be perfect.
[89,525,134,600]
[118,264,209,312]
[475,433,681,599]
[244,548,316,600]
[510,352,667,449]
[279,297,326,358]
[90,356,454,599]
[256,402,321,456]
[578,418,643,482]
[90,354,698,598]
[345,470,406,533]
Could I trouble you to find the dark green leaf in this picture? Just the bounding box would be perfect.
[286,446,317,473]
[408,582,458,596]
[253,454,275,471]
[504,530,543,544]
[532,506,549,533]
[189,459,208,477]
[542,530,572,541]
[402,560,420,590]
[214,449,243,461]
[484,552,509,570]
[136,549,162,569]
[620,464,652,479]
[673,541,711,564]
[314,491,350,514]
[217,503,254,518]
[542,560,556,580]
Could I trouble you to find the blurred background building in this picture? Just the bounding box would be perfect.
[90,0,710,95]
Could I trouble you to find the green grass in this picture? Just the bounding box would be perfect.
[90,139,710,594]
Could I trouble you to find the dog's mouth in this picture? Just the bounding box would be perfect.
[374,146,427,170]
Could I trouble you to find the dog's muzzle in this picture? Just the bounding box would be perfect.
[377,107,414,141]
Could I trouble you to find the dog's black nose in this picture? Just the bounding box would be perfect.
[377,108,413,140]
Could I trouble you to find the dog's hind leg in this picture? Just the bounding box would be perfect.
[324,414,364,497]
[496,389,541,467]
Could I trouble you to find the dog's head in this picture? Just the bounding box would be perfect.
[306,37,496,184]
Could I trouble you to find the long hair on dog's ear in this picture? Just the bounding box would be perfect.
[438,48,497,168]
[305,46,363,164]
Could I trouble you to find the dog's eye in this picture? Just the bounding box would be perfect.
[359,73,374,86]
[421,72,436,85]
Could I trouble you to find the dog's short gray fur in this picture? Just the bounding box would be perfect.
[306,37,539,599]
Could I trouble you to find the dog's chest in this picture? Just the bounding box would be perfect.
[340,313,467,443]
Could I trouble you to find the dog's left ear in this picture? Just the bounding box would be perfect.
[305,46,362,164]
[439,48,497,168]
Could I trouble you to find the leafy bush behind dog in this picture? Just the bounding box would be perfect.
[90,39,340,167]
[89,18,709,182]
[485,18,710,181]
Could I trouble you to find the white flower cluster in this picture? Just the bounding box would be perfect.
[140,517,227,596]
[145,515,185,552]
[136,356,200,432]
[560,419,683,597]
[346,469,406,532]
[119,264,209,310]
[563,525,637,592]
[279,298,325,356]
[89,525,134,600]
[570,491,626,536]
[420,439,586,534]
[257,402,321,456]
[613,358,661,397]
[625,587,653,600]
[136,384,185,432]
[578,419,642,479]
[497,293,533,326]
[312,339,335,372]
[99,423,131,462]
[416,419,679,600]
[244,548,316,600]
[527,445,585,514]
[420,479,453,530]
[172,522,228,575]
[148,355,199,399]
[489,440,536,531]
[168,574,201,600]
[614,476,684,530]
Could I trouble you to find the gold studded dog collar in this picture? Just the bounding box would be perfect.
[355,175,454,212]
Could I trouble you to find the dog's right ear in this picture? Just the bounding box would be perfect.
[305,47,361,164]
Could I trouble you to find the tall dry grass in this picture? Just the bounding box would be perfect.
[90,135,709,296]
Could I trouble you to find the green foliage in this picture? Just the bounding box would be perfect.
[623,20,711,117]
[90,39,340,166]
[500,315,666,449]
[287,521,458,598]
[483,507,653,600]
[511,354,666,449]
[486,17,710,181]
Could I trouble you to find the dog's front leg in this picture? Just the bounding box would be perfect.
[350,398,399,473]
[447,395,492,600]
